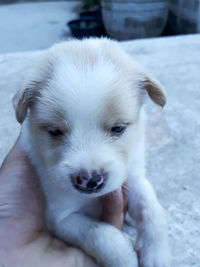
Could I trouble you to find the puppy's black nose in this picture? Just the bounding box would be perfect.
[71,169,107,193]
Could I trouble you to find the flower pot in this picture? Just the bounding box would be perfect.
[68,19,105,39]
[101,0,169,40]
[80,10,102,23]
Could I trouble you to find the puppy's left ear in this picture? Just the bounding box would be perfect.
[140,75,166,107]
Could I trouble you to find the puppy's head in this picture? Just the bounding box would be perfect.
[13,38,166,197]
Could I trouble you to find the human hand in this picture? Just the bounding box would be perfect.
[0,137,128,267]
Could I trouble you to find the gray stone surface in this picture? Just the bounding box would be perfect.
[0,1,80,53]
[0,34,200,266]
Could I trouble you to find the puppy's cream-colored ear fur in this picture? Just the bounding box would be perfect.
[141,75,166,107]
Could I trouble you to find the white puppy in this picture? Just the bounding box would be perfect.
[13,38,170,267]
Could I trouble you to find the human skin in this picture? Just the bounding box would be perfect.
[0,137,128,267]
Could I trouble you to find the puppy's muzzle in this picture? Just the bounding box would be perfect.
[71,169,107,193]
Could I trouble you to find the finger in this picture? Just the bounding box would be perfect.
[121,181,129,214]
[101,187,124,230]
[15,234,98,267]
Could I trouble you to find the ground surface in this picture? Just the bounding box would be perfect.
[0,34,199,266]
[0,1,80,53]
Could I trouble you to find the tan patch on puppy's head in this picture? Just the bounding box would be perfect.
[96,38,166,108]
[101,80,141,166]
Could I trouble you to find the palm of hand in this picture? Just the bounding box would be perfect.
[0,139,97,267]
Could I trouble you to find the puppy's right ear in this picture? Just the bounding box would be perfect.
[13,51,53,124]
[13,86,35,124]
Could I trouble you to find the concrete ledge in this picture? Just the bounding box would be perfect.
[0,34,200,266]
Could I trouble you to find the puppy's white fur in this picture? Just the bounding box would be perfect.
[13,38,170,267]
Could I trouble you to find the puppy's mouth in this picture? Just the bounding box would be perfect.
[74,181,105,194]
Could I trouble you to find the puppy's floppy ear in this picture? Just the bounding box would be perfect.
[140,74,166,107]
[13,87,32,124]
[13,51,54,124]
[13,84,38,124]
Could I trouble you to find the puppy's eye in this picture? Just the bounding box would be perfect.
[110,125,126,136]
[48,129,63,137]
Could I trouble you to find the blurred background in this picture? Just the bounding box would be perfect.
[0,0,200,53]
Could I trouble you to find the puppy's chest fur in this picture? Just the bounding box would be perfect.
[46,188,102,223]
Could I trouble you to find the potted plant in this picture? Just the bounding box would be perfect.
[101,0,169,40]
[68,0,106,39]
[80,0,102,24]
